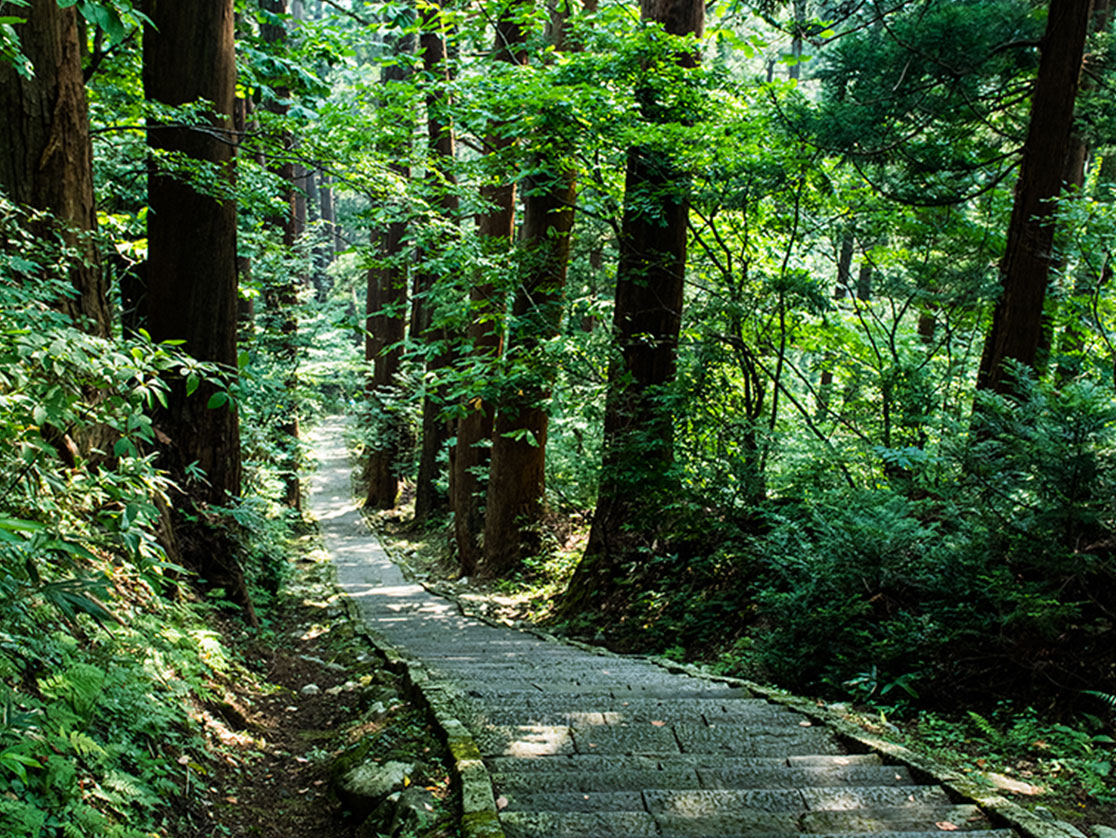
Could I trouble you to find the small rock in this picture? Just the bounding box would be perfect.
[326,685,344,696]
[1092,827,1116,838]
[1035,808,1056,822]
[298,654,347,672]
[342,680,360,692]
[828,702,850,714]
[335,760,416,822]
[301,684,321,696]
[356,785,437,838]
[1054,821,1089,838]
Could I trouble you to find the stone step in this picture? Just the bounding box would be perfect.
[474,696,799,726]
[800,804,991,833]
[801,785,951,810]
[501,811,1014,838]
[806,832,1014,838]
[491,763,914,794]
[500,785,953,817]
[493,766,703,794]
[485,753,882,774]
[698,764,913,788]
[500,810,660,838]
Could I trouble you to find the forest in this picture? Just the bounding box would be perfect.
[2,0,1116,833]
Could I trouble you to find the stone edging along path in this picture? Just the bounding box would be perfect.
[307,420,1083,838]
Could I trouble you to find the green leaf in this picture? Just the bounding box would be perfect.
[113,437,137,458]
[185,374,200,397]
[206,391,229,409]
[0,517,45,533]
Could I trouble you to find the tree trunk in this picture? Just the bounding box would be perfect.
[364,32,415,510]
[413,1,460,523]
[977,0,1094,394]
[480,169,576,578]
[320,173,339,254]
[0,0,109,336]
[452,9,527,574]
[562,0,704,613]
[260,0,304,510]
[478,2,578,578]
[143,0,256,623]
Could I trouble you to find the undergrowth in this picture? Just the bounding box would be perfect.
[0,199,300,835]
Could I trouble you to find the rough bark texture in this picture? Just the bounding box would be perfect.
[364,34,415,511]
[479,167,576,578]
[144,0,255,623]
[363,188,409,509]
[1053,0,1111,383]
[478,5,577,578]
[0,0,109,335]
[453,10,527,574]
[413,5,459,523]
[562,0,703,613]
[977,0,1094,394]
[260,0,304,510]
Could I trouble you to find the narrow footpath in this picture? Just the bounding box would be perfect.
[308,420,1015,838]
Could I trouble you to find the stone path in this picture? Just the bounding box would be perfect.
[309,420,1015,838]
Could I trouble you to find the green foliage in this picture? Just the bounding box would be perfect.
[904,704,1115,802]
[0,196,284,835]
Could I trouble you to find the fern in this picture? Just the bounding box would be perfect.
[1084,690,1116,709]
[67,730,106,762]
[967,710,1000,741]
[37,664,106,717]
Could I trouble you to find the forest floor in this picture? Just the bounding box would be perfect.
[168,532,459,838]
[367,506,1116,835]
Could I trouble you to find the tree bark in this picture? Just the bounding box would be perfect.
[977,0,1094,394]
[478,2,578,578]
[479,167,576,579]
[0,0,109,336]
[562,0,703,612]
[413,1,460,523]
[143,0,255,623]
[260,0,304,510]
[452,8,527,574]
[364,32,415,510]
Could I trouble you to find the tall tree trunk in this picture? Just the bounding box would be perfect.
[479,1,578,578]
[789,0,808,81]
[364,32,415,510]
[320,173,339,254]
[260,0,304,510]
[562,0,704,613]
[413,1,460,523]
[1052,0,1111,383]
[977,0,1094,394]
[452,7,527,575]
[0,0,109,336]
[143,0,256,623]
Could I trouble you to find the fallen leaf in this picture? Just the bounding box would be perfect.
[496,796,509,810]
[936,822,959,831]
[799,720,812,727]
[986,772,1045,796]
[651,720,666,727]
[177,755,190,766]
[224,796,238,804]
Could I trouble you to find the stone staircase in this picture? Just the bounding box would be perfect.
[404,633,1011,838]
[309,419,1022,838]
